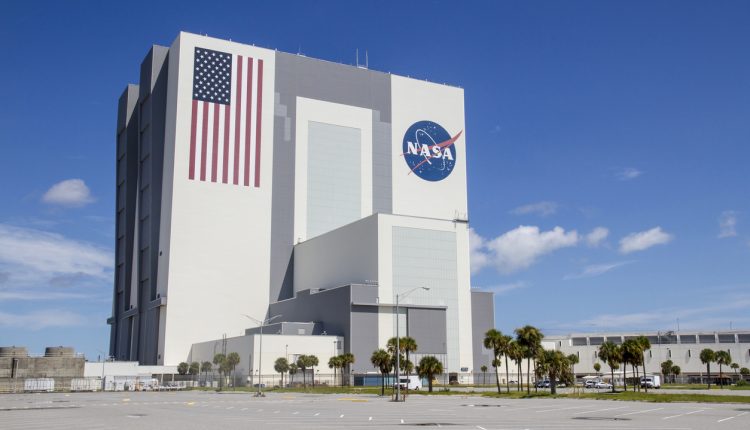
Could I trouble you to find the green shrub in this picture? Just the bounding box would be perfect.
[737,380,748,387]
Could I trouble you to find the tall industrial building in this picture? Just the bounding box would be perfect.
[109,32,493,376]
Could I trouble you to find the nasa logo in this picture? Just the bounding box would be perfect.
[402,120,462,182]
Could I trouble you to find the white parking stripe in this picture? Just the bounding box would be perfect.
[663,409,703,420]
[536,405,588,413]
[616,407,664,416]
[717,411,748,423]
[576,406,628,414]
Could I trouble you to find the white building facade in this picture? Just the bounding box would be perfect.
[109,32,486,376]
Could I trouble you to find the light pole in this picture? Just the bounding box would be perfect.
[395,286,429,402]
[242,313,282,397]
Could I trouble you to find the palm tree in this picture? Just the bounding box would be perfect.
[731,362,740,382]
[507,340,523,391]
[597,341,621,393]
[296,355,309,388]
[417,356,444,392]
[480,365,488,385]
[567,353,579,381]
[371,349,392,396]
[288,363,298,386]
[515,325,544,394]
[635,336,651,392]
[483,329,505,394]
[699,348,715,389]
[715,351,731,388]
[328,355,342,386]
[213,353,226,390]
[593,362,601,377]
[177,362,189,375]
[200,361,212,382]
[499,334,513,393]
[661,360,673,384]
[226,352,240,388]
[340,353,355,387]
[621,339,641,391]
[538,350,570,395]
[671,365,681,383]
[274,357,289,387]
[740,367,749,379]
[308,355,319,388]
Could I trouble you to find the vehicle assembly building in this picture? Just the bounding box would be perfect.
[109,32,493,379]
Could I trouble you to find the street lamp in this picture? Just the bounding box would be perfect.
[242,313,282,397]
[395,286,430,402]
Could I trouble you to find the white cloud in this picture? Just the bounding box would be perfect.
[0,224,111,279]
[0,291,90,301]
[573,294,750,331]
[510,201,558,217]
[619,227,673,254]
[469,228,490,274]
[485,226,579,273]
[585,227,609,247]
[0,309,87,330]
[41,179,94,207]
[718,211,738,238]
[563,261,632,280]
[475,282,527,296]
[615,167,643,181]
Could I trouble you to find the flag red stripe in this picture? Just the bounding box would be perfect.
[254,60,264,188]
[188,100,198,180]
[211,103,220,182]
[233,55,243,185]
[222,104,230,184]
[200,102,209,181]
[244,57,254,187]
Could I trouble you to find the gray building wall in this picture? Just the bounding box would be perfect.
[109,45,170,364]
[269,52,393,303]
[471,290,495,373]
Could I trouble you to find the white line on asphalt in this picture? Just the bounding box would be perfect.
[292,411,299,415]
[615,407,664,416]
[476,426,486,430]
[536,405,588,413]
[339,414,344,418]
[663,409,703,420]
[241,407,247,411]
[576,406,628,415]
[369,417,372,421]
[400,419,405,424]
[226,406,234,410]
[717,411,748,423]
[314,412,320,416]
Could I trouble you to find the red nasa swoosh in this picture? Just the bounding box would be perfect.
[404,130,463,174]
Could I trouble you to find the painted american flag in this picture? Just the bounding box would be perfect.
[189,47,264,187]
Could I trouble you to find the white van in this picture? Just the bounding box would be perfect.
[394,375,422,390]
[640,375,661,388]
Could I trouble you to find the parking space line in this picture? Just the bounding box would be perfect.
[663,409,703,420]
[535,405,588,413]
[717,411,748,423]
[576,406,628,415]
[615,407,664,416]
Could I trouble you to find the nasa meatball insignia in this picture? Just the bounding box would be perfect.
[402,120,461,182]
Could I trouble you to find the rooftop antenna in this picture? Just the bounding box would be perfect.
[365,50,368,69]
[356,48,359,67]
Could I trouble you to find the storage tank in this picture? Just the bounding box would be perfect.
[44,346,75,357]
[0,346,29,357]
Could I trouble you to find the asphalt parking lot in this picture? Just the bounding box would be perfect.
[1,391,749,429]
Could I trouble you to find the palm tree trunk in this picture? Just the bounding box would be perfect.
[526,358,531,394]
[707,364,711,389]
[610,366,615,393]
[642,353,648,393]
[505,356,510,394]
[622,361,627,391]
[494,364,501,394]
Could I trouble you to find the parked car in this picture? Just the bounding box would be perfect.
[584,380,600,388]
[536,380,550,388]
[594,381,612,389]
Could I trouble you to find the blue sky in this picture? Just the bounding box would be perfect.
[0,1,748,359]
